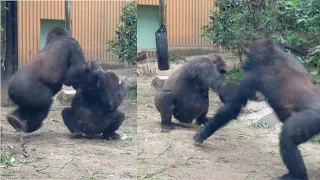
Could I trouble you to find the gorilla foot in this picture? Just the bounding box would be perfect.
[272,174,308,180]
[7,114,27,132]
[103,132,121,141]
[193,130,205,145]
[161,124,175,133]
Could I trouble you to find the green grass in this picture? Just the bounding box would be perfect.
[309,139,320,145]
[126,85,137,99]
[253,122,271,129]
[0,155,16,167]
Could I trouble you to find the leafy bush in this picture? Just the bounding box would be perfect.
[0,5,8,32]
[202,0,320,63]
[107,2,137,65]
[305,46,320,87]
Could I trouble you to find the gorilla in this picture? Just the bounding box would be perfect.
[61,61,127,140]
[6,27,86,133]
[154,54,256,132]
[194,39,320,180]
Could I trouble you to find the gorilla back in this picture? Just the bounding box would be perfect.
[7,27,86,133]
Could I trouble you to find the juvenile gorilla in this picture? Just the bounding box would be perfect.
[154,54,251,132]
[61,61,127,139]
[194,39,320,180]
[6,27,86,133]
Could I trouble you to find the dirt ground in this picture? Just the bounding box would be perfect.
[137,53,320,180]
[0,67,137,179]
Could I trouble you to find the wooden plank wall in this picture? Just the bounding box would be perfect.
[138,0,215,48]
[17,0,133,67]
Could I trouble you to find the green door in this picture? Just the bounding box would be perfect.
[40,19,65,50]
[137,5,160,50]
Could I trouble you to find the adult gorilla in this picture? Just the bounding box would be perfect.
[6,27,86,133]
[194,39,320,180]
[154,54,257,132]
[61,61,127,139]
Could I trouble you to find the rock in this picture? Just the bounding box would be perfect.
[56,90,76,106]
[256,112,280,128]
[151,76,168,91]
[239,107,273,122]
[255,92,266,101]
[244,101,270,113]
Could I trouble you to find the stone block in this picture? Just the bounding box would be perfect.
[56,90,76,106]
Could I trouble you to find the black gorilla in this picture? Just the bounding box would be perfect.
[6,27,86,133]
[194,39,320,180]
[61,61,127,139]
[154,54,256,132]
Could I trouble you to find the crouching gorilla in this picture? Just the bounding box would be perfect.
[154,54,256,132]
[61,61,127,140]
[194,39,320,180]
[6,27,86,133]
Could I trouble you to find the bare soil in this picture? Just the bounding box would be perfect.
[1,67,137,180]
[137,53,320,180]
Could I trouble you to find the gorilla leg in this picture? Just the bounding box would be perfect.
[102,111,125,140]
[273,110,320,180]
[7,81,53,133]
[195,108,209,125]
[155,91,174,132]
[7,107,50,133]
[61,107,81,134]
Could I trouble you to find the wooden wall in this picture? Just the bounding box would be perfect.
[17,0,133,67]
[138,0,215,48]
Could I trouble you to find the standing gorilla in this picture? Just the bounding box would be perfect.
[154,54,255,132]
[61,61,127,139]
[6,27,86,133]
[194,39,320,180]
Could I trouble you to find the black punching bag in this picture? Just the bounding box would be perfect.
[155,0,169,71]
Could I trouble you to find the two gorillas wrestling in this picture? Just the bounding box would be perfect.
[155,39,319,180]
[6,27,126,139]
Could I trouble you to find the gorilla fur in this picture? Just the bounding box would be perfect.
[61,61,127,139]
[154,54,252,132]
[7,27,86,133]
[194,39,320,180]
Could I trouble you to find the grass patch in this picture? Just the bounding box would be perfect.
[309,139,320,145]
[309,135,320,145]
[126,85,137,99]
[226,66,243,83]
[253,122,271,129]
[0,155,16,167]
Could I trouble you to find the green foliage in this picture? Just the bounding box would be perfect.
[253,121,271,129]
[309,139,320,145]
[202,0,320,63]
[0,5,8,32]
[304,46,320,87]
[0,155,16,167]
[107,2,137,65]
[226,66,243,82]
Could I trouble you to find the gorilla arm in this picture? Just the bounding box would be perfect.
[63,38,86,89]
[193,72,258,144]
